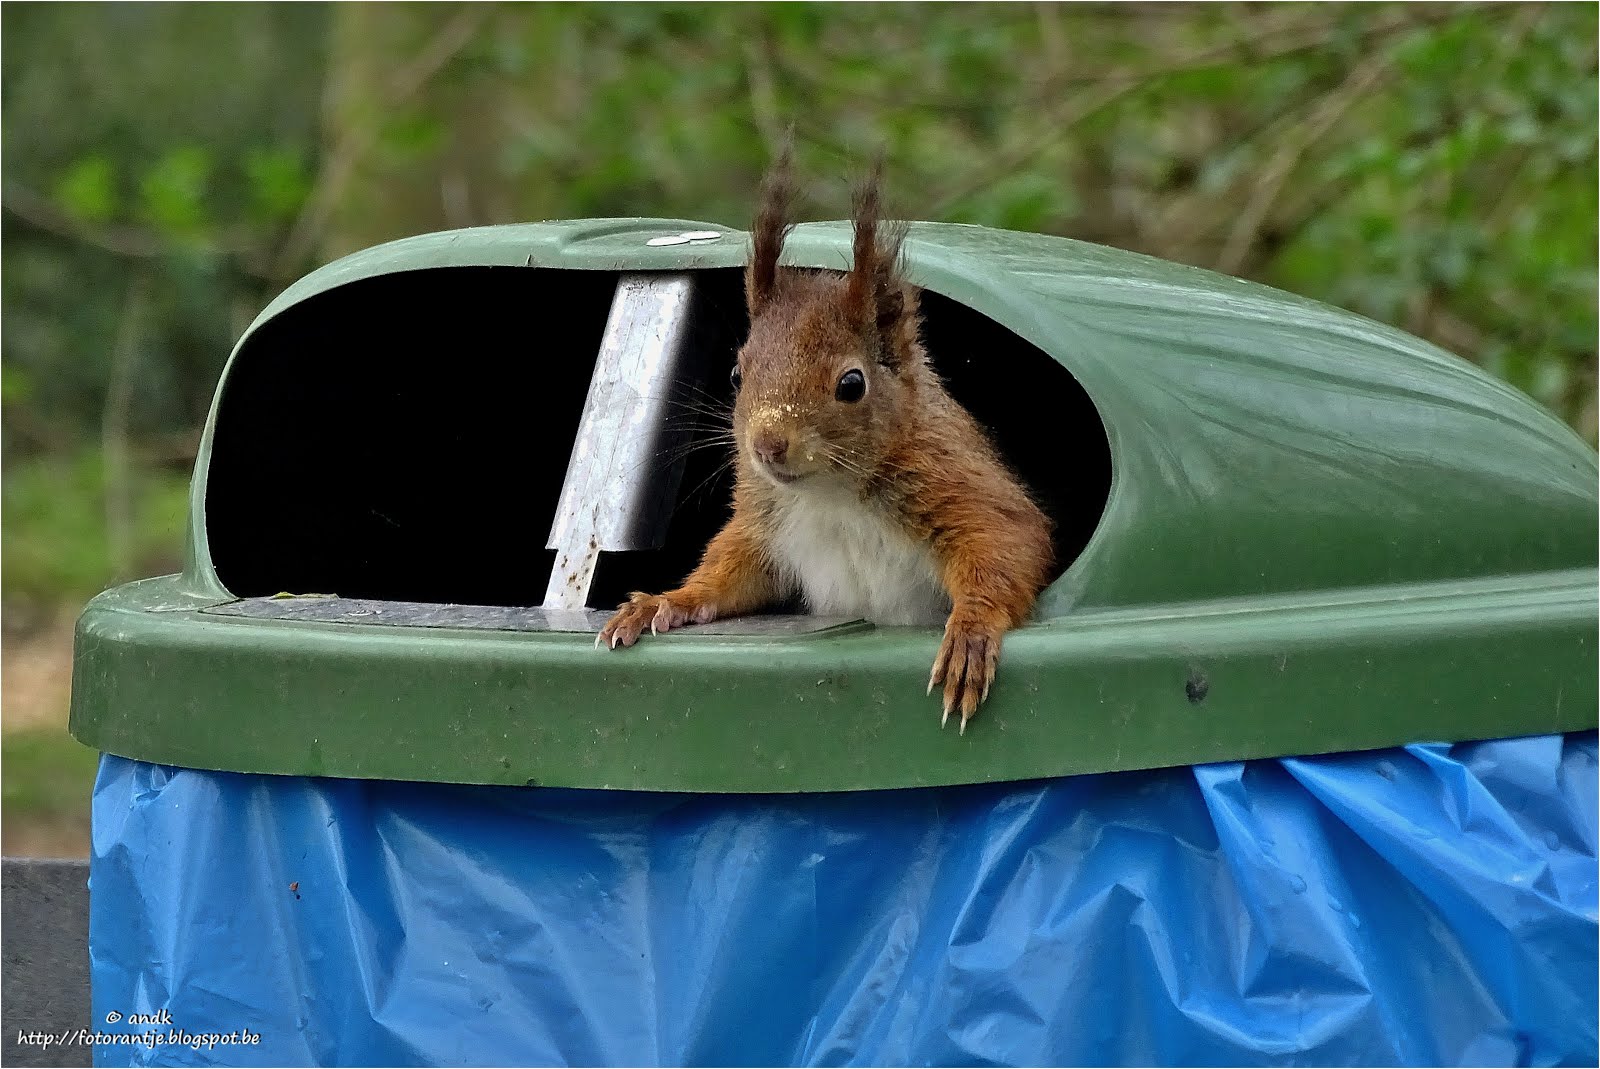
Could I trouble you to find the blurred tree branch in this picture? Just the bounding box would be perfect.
[925,2,1498,217]
[1,183,259,263]
[1043,2,1505,88]
[269,3,497,282]
[766,1,1498,122]
[743,38,787,162]
[1216,53,1391,273]
[100,275,147,581]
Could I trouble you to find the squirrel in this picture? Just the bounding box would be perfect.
[597,149,1054,732]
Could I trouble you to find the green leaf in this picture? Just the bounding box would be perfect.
[2,365,35,406]
[137,146,213,236]
[243,146,311,223]
[52,156,118,225]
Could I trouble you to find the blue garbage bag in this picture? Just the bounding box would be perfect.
[88,733,1597,1067]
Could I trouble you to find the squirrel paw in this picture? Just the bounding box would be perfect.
[596,593,714,649]
[927,611,1005,733]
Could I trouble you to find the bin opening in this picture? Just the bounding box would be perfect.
[205,267,1110,611]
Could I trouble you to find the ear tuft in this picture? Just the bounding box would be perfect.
[745,134,796,317]
[846,154,913,371]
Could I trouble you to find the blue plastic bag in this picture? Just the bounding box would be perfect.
[89,733,1597,1067]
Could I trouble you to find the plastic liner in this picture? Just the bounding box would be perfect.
[89,733,1597,1067]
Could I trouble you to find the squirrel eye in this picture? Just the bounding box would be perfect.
[835,368,866,404]
[730,364,742,391]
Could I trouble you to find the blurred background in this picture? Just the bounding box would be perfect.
[2,2,1595,856]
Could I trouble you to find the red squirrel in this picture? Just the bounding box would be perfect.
[597,152,1054,732]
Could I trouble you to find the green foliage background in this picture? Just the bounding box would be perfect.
[3,0,1596,619]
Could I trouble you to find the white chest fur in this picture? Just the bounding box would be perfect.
[768,485,950,627]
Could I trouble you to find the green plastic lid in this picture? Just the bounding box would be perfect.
[69,220,1599,792]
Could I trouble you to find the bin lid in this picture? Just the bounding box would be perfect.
[197,218,1600,611]
[68,220,1600,793]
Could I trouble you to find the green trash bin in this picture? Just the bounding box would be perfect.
[72,219,1599,1067]
[71,219,1597,792]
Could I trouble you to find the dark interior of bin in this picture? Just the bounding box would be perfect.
[206,266,1112,610]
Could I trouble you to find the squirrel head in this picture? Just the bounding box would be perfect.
[733,148,925,491]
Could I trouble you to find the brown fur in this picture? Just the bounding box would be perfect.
[599,155,1054,731]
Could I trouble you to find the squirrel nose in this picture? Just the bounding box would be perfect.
[752,428,789,467]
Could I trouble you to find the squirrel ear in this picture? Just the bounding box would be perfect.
[845,156,912,371]
[746,137,795,317]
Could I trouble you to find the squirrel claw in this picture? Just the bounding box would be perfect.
[599,593,705,652]
[931,612,1006,733]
